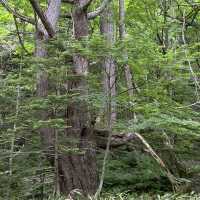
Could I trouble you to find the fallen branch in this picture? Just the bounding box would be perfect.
[94,130,191,192]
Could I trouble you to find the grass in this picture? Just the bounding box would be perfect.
[48,192,200,200]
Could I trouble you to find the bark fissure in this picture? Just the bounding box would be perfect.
[100,1,116,122]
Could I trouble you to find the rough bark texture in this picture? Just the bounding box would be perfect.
[100,2,116,123]
[119,0,134,97]
[34,0,112,196]
[34,0,61,191]
[36,69,55,163]
[57,2,98,196]
[58,128,97,196]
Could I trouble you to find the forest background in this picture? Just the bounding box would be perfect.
[1,0,200,199]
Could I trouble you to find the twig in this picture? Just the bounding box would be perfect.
[13,16,30,54]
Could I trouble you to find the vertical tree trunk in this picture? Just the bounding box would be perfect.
[33,0,105,196]
[35,0,61,155]
[119,0,135,97]
[57,4,98,196]
[162,0,169,54]
[33,0,61,195]
[100,2,116,123]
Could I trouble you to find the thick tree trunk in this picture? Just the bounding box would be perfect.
[57,4,98,196]
[34,0,62,194]
[100,2,116,123]
[34,0,102,196]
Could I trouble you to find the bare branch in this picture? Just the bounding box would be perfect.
[166,14,200,28]
[28,0,55,37]
[0,0,35,25]
[62,0,109,19]
[87,0,111,19]
[13,16,30,54]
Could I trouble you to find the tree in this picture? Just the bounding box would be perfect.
[100,1,116,123]
[29,0,112,196]
[119,0,135,97]
[1,0,200,198]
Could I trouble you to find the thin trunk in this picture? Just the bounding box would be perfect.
[181,9,200,98]
[100,2,116,123]
[94,2,116,198]
[162,0,169,53]
[7,28,23,200]
[7,85,20,200]
[54,86,60,196]
[95,80,113,199]
[119,0,135,97]
[54,129,60,195]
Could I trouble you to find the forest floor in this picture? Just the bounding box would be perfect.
[50,192,200,200]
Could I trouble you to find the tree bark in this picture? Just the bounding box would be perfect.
[33,0,61,194]
[33,0,116,196]
[35,0,61,164]
[100,2,116,123]
[119,0,135,97]
[57,2,98,196]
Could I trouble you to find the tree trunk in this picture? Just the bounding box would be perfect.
[100,2,116,123]
[34,0,61,194]
[34,0,100,196]
[35,0,61,158]
[57,4,98,196]
[119,0,135,97]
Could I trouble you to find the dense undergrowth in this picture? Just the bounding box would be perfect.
[99,193,200,200]
[48,192,200,200]
[1,0,200,199]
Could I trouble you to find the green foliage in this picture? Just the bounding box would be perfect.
[99,148,171,193]
[47,192,200,200]
[1,0,200,198]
